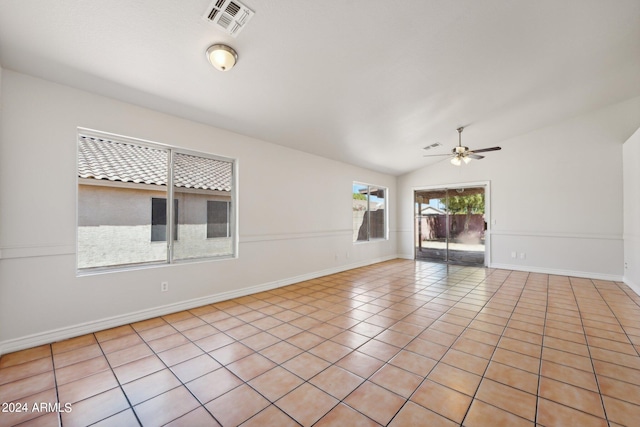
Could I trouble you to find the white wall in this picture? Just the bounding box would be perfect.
[398,97,640,280]
[0,70,397,353]
[623,127,640,294]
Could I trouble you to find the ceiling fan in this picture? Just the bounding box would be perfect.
[424,127,501,166]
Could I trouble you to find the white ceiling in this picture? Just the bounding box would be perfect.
[1,0,639,175]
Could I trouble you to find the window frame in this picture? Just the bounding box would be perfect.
[76,128,238,274]
[353,181,388,243]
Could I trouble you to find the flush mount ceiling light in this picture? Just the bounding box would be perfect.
[206,44,238,71]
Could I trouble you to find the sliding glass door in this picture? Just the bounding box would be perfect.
[415,186,486,266]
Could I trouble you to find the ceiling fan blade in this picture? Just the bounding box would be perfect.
[468,153,484,160]
[423,154,453,157]
[469,146,501,154]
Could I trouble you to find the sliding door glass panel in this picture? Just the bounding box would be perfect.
[415,189,449,263]
[445,187,485,265]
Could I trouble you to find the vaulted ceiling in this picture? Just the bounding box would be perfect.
[1,0,639,175]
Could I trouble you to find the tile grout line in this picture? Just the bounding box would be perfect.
[91,331,143,427]
[384,271,492,425]
[614,281,640,311]
[252,263,498,425]
[299,269,413,422]
[567,277,611,426]
[354,267,518,425]
[533,271,550,426]
[591,279,640,359]
[312,263,492,426]
[50,344,63,427]
[2,345,64,426]
[99,318,222,426]
[330,265,479,425]
[457,270,534,426]
[232,267,405,426]
[210,300,335,426]
[188,295,328,425]
[148,311,242,426]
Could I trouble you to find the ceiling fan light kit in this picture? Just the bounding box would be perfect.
[424,126,502,166]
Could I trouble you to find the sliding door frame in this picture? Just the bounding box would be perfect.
[413,180,491,267]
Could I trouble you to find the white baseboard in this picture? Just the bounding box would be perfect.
[623,276,640,296]
[400,257,622,282]
[0,255,398,356]
[490,263,623,282]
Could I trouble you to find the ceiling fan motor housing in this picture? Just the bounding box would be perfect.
[453,146,469,154]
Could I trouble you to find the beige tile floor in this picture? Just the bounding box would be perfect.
[1,259,640,426]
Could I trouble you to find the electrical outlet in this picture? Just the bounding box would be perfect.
[519,253,526,260]
[511,251,517,259]
[160,281,169,292]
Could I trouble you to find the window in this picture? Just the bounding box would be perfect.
[151,198,178,242]
[353,182,387,242]
[207,201,230,238]
[77,130,236,271]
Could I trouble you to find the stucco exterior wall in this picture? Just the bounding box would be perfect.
[78,183,232,269]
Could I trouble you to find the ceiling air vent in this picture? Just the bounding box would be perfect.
[423,142,442,150]
[204,0,254,37]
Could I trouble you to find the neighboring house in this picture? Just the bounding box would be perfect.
[77,136,233,269]
[420,206,445,215]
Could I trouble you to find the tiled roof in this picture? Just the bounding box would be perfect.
[173,151,232,191]
[78,136,232,192]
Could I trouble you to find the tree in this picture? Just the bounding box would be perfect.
[445,194,484,214]
[443,194,484,234]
